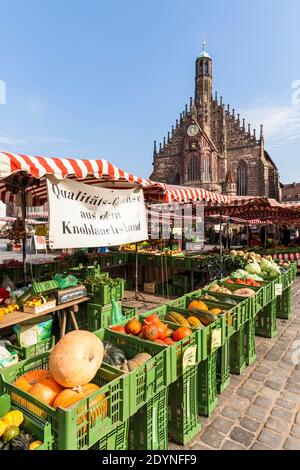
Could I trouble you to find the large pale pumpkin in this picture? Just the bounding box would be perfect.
[49,330,104,387]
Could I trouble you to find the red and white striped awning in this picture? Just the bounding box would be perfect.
[0,152,230,206]
[159,185,231,205]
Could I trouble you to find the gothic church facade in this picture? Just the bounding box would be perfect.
[150,43,281,200]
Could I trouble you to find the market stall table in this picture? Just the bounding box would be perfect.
[0,296,89,337]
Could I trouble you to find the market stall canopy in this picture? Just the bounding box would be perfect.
[0,152,231,205]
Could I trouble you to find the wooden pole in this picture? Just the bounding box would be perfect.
[219,207,223,256]
[21,187,27,284]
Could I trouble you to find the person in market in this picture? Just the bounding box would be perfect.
[260,226,266,246]
[281,225,291,247]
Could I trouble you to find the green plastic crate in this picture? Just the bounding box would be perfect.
[276,286,292,320]
[167,295,187,309]
[230,325,246,375]
[216,339,231,393]
[138,308,199,382]
[201,287,252,325]
[219,281,264,317]
[0,353,129,450]
[198,351,218,417]
[91,420,128,450]
[163,304,226,362]
[86,302,134,331]
[0,394,53,450]
[129,388,168,450]
[255,298,277,338]
[168,365,201,445]
[6,336,55,360]
[95,328,168,415]
[86,279,125,305]
[244,318,256,366]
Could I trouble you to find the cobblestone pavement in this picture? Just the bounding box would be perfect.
[168,278,300,451]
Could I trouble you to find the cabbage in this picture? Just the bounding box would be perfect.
[260,258,273,273]
[244,273,264,281]
[269,268,280,278]
[231,269,248,279]
[245,260,261,275]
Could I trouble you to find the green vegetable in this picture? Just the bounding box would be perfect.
[245,260,261,275]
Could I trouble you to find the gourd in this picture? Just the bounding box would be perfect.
[163,337,175,346]
[29,441,42,450]
[190,310,219,326]
[209,308,223,315]
[127,353,152,371]
[110,325,126,334]
[125,318,142,335]
[141,324,159,341]
[10,434,31,450]
[2,410,24,427]
[172,327,192,342]
[14,370,51,392]
[188,300,208,312]
[144,314,161,325]
[103,342,127,366]
[187,316,202,328]
[49,330,104,388]
[3,425,20,444]
[166,312,190,327]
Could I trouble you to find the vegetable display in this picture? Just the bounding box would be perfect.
[0,408,43,451]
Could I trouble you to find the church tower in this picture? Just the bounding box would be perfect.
[195,39,213,137]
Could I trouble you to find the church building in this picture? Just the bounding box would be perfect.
[150,42,281,200]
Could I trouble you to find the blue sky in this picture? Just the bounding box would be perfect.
[0,0,300,183]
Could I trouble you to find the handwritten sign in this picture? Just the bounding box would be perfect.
[47,177,148,249]
[211,328,222,352]
[275,283,283,296]
[182,346,197,370]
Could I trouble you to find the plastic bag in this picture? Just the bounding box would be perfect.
[111,299,125,325]
[54,273,78,289]
[2,275,17,295]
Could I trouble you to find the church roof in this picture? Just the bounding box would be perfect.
[197,40,211,60]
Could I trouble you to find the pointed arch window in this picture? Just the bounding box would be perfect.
[200,62,203,76]
[237,162,248,196]
[203,156,210,181]
[188,156,200,181]
[167,172,180,185]
[205,62,209,75]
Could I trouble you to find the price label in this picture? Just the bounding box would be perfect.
[275,283,283,296]
[211,328,222,352]
[182,346,197,371]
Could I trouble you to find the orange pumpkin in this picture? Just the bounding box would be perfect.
[163,337,175,346]
[141,324,159,341]
[53,383,107,432]
[156,321,168,340]
[14,370,51,392]
[188,300,208,311]
[125,318,142,335]
[49,330,104,388]
[111,325,126,334]
[154,339,166,346]
[144,314,160,325]
[173,326,192,342]
[30,377,63,406]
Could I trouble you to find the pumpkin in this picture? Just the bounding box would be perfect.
[49,330,104,388]
[53,383,107,432]
[111,325,126,334]
[29,440,43,450]
[127,353,152,371]
[187,316,202,328]
[163,337,175,346]
[30,377,64,406]
[188,300,208,311]
[165,327,173,338]
[209,308,223,315]
[154,339,166,345]
[172,326,192,342]
[141,324,159,341]
[3,425,20,444]
[156,321,168,340]
[2,410,24,427]
[144,314,161,325]
[125,318,142,335]
[234,288,255,297]
[14,370,51,392]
